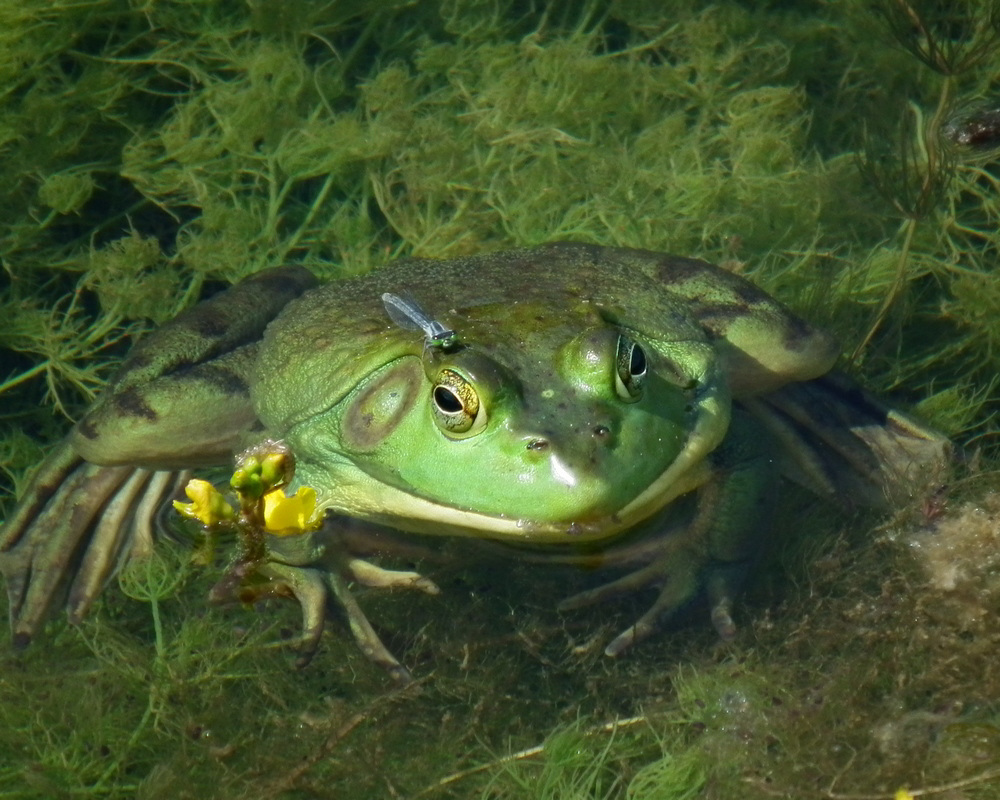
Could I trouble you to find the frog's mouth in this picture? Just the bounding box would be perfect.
[403,452,712,543]
[315,420,718,545]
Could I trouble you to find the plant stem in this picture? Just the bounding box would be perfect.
[0,361,50,396]
[852,215,918,360]
[853,76,954,361]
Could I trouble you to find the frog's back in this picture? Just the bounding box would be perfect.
[328,242,791,317]
[271,242,838,399]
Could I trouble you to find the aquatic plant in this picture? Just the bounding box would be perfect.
[850,0,1000,395]
[1,1,1000,798]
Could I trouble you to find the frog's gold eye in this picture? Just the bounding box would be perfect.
[432,369,487,437]
[615,335,647,401]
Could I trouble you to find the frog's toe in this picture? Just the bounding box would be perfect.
[67,469,190,623]
[344,557,440,595]
[559,547,714,656]
[604,615,658,657]
[557,560,664,611]
[602,586,735,656]
[705,569,741,641]
[0,445,192,644]
[330,555,438,681]
[252,558,414,682]
[600,561,746,655]
[324,568,412,683]
[1,458,134,642]
[253,561,329,666]
[605,567,701,656]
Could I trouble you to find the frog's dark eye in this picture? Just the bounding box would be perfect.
[615,335,647,401]
[431,369,487,437]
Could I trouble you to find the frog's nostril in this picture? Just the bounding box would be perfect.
[527,438,549,451]
[593,425,610,439]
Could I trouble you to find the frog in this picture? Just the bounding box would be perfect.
[0,243,948,681]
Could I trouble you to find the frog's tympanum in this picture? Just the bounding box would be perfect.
[0,244,948,680]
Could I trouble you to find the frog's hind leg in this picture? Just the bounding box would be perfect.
[65,468,190,623]
[1,266,320,645]
[1,443,124,641]
[742,372,951,509]
[0,440,189,644]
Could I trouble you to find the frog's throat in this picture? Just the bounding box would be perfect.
[315,394,728,544]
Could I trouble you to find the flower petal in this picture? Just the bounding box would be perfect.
[173,479,235,525]
[263,486,318,534]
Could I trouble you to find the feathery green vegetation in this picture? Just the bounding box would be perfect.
[2,0,1000,797]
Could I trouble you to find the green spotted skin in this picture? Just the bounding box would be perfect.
[241,243,837,545]
[12,241,926,668]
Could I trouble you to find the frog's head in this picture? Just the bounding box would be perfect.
[255,298,730,545]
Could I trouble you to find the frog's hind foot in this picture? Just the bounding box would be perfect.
[0,441,190,644]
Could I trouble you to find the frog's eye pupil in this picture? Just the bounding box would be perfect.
[434,386,463,414]
[615,335,646,401]
[629,343,647,377]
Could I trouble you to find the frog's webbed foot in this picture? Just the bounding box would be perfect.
[0,441,189,644]
[743,372,952,508]
[558,547,743,657]
[216,540,439,683]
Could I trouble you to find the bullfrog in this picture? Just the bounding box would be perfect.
[0,243,947,680]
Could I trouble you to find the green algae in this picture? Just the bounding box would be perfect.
[2,0,1000,797]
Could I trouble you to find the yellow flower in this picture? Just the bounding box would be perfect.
[894,789,915,800]
[262,486,319,534]
[173,479,236,526]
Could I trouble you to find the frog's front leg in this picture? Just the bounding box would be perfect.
[0,267,318,644]
[221,529,440,683]
[559,411,778,656]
